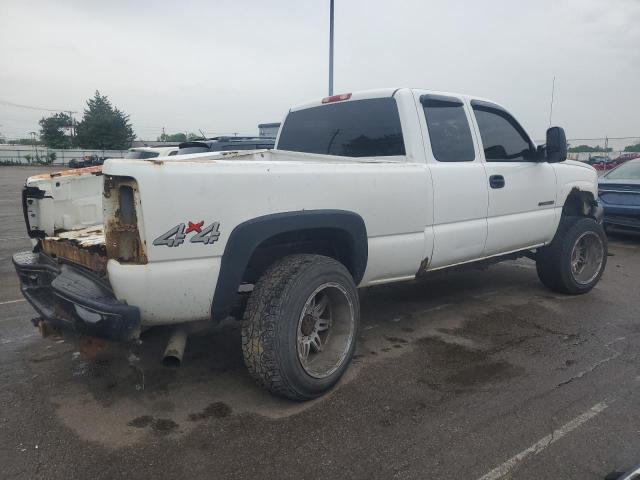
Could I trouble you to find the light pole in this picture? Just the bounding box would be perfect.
[329,0,334,95]
[30,131,38,161]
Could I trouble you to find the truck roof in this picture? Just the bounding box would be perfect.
[289,87,500,112]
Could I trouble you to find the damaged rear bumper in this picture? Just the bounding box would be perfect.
[12,251,140,342]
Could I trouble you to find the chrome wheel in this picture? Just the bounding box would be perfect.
[297,282,355,379]
[570,231,604,285]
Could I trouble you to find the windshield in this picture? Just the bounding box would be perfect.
[605,161,640,180]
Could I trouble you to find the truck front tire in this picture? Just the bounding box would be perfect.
[536,216,607,294]
[241,254,359,401]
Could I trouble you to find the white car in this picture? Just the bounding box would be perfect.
[124,146,179,159]
[14,88,606,400]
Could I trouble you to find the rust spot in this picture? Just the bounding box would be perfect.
[30,165,102,180]
[37,319,59,338]
[104,175,147,264]
[103,175,115,198]
[416,257,429,277]
[78,336,111,361]
[42,229,108,275]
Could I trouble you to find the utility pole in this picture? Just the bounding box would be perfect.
[329,0,334,95]
[64,110,76,139]
[30,131,38,160]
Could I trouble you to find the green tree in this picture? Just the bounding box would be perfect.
[39,112,72,149]
[75,91,135,149]
[157,132,187,142]
[567,144,612,153]
[623,143,640,152]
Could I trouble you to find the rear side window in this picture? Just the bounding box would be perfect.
[472,103,535,162]
[277,98,405,157]
[178,146,210,154]
[222,144,257,151]
[125,151,159,159]
[422,96,475,162]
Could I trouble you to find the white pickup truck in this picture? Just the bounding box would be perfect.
[13,88,606,400]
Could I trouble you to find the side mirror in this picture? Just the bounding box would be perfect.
[545,126,567,163]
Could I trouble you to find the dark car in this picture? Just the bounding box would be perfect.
[177,136,275,155]
[598,158,640,229]
[68,155,105,168]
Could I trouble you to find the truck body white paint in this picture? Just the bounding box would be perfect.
[22,88,598,326]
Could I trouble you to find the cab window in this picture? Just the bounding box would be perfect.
[277,98,406,157]
[421,95,475,162]
[472,102,535,162]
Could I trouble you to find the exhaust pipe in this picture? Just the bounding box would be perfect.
[163,327,188,367]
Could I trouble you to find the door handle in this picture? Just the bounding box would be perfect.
[489,175,505,189]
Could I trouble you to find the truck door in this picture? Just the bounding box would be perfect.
[416,93,489,268]
[470,100,557,256]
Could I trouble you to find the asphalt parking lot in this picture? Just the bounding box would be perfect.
[1,166,639,480]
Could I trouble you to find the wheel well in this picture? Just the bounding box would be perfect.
[562,188,596,218]
[211,209,368,321]
[241,228,357,284]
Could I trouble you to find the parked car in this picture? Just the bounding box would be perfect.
[125,146,179,159]
[14,88,606,400]
[585,155,616,171]
[598,158,640,229]
[177,136,275,155]
[68,155,105,168]
[613,152,640,163]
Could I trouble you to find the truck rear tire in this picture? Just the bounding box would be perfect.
[536,216,607,294]
[241,254,359,401]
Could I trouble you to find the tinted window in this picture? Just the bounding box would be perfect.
[277,98,405,157]
[221,144,257,151]
[422,98,475,162]
[125,151,159,159]
[473,106,534,162]
[178,146,210,155]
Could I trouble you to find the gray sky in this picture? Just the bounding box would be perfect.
[1,0,639,147]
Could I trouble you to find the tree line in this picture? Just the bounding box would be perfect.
[4,92,640,153]
[568,143,640,153]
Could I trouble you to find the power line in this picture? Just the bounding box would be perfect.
[0,98,77,114]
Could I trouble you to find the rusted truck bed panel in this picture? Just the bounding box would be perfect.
[28,165,102,181]
[41,226,107,274]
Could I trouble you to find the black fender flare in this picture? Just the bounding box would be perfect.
[211,209,368,320]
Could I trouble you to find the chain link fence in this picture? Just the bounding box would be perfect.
[0,146,127,166]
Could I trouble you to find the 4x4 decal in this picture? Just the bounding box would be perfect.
[153,221,220,247]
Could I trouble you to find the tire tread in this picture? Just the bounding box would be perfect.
[241,254,353,400]
[536,216,607,294]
